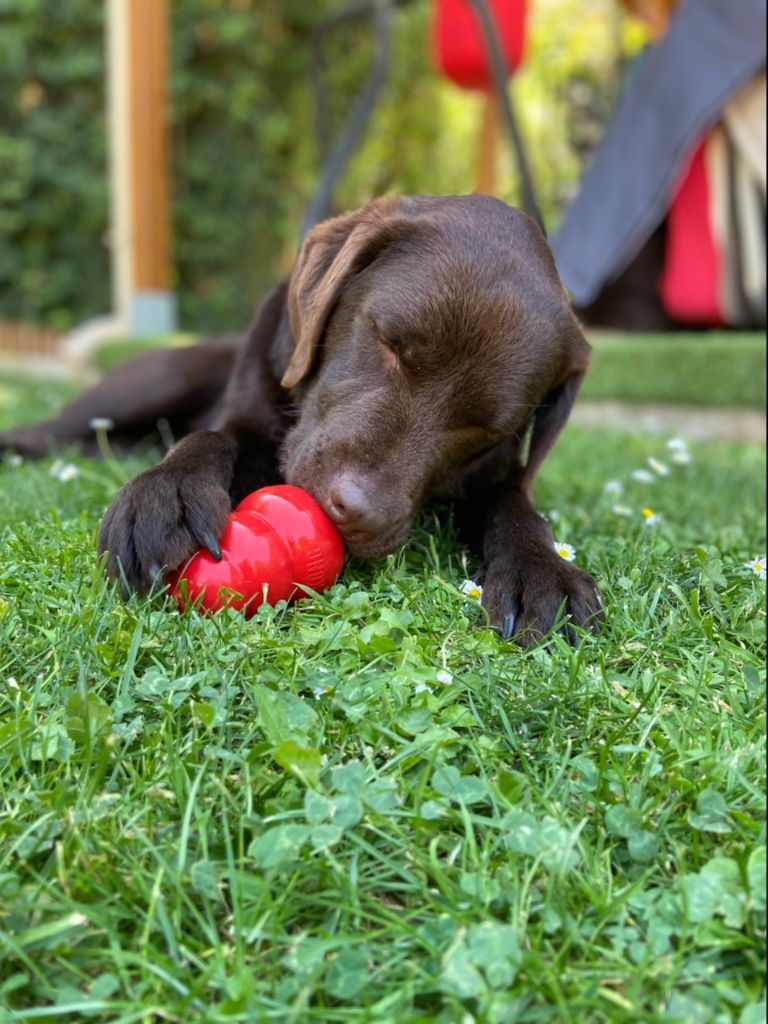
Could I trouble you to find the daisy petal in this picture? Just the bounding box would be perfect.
[54,463,80,483]
[554,541,576,561]
[631,469,655,484]
[648,458,670,477]
[671,450,692,465]
[744,555,766,581]
[89,417,115,432]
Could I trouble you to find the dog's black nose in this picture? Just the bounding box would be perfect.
[327,475,384,542]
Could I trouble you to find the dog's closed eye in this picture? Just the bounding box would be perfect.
[365,313,400,372]
[378,337,401,373]
[448,425,497,465]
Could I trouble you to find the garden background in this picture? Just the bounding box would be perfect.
[1,0,639,333]
[0,1,765,1021]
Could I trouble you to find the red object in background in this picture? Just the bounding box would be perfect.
[169,485,346,616]
[658,138,723,326]
[433,0,527,90]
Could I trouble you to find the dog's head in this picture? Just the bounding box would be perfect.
[279,195,590,558]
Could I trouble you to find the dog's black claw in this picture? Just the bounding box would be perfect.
[148,562,166,593]
[500,592,518,639]
[203,532,222,561]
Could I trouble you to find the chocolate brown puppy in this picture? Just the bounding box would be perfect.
[2,195,602,643]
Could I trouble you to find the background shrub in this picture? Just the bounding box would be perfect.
[0,0,631,333]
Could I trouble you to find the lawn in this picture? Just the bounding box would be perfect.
[580,333,766,410]
[0,370,765,1023]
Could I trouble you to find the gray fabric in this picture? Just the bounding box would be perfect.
[550,0,767,308]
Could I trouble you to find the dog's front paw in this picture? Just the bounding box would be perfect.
[98,465,231,593]
[479,554,603,646]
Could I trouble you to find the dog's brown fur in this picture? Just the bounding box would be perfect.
[1,195,602,643]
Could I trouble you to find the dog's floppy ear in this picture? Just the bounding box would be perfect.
[282,196,414,389]
[522,322,591,494]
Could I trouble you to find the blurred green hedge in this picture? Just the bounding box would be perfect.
[0,0,458,333]
[0,0,628,334]
[0,0,108,331]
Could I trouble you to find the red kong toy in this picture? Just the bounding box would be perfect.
[169,485,346,616]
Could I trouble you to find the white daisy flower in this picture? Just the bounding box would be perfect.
[413,681,433,695]
[554,541,576,561]
[671,449,692,465]
[641,507,659,526]
[631,469,655,484]
[612,504,633,517]
[435,670,453,686]
[666,437,688,452]
[460,579,483,600]
[603,479,623,497]
[744,555,766,581]
[56,463,80,483]
[647,457,670,477]
[89,417,115,432]
[7,454,23,467]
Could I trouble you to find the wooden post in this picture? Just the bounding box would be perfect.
[110,0,175,334]
[62,0,175,362]
[475,91,500,195]
[128,0,172,293]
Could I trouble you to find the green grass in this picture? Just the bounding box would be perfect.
[0,375,765,1022]
[90,335,198,375]
[581,333,766,410]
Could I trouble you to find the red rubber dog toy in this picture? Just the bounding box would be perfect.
[169,485,345,616]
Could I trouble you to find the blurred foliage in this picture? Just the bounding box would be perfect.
[515,0,647,211]
[0,0,108,331]
[0,0,643,333]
